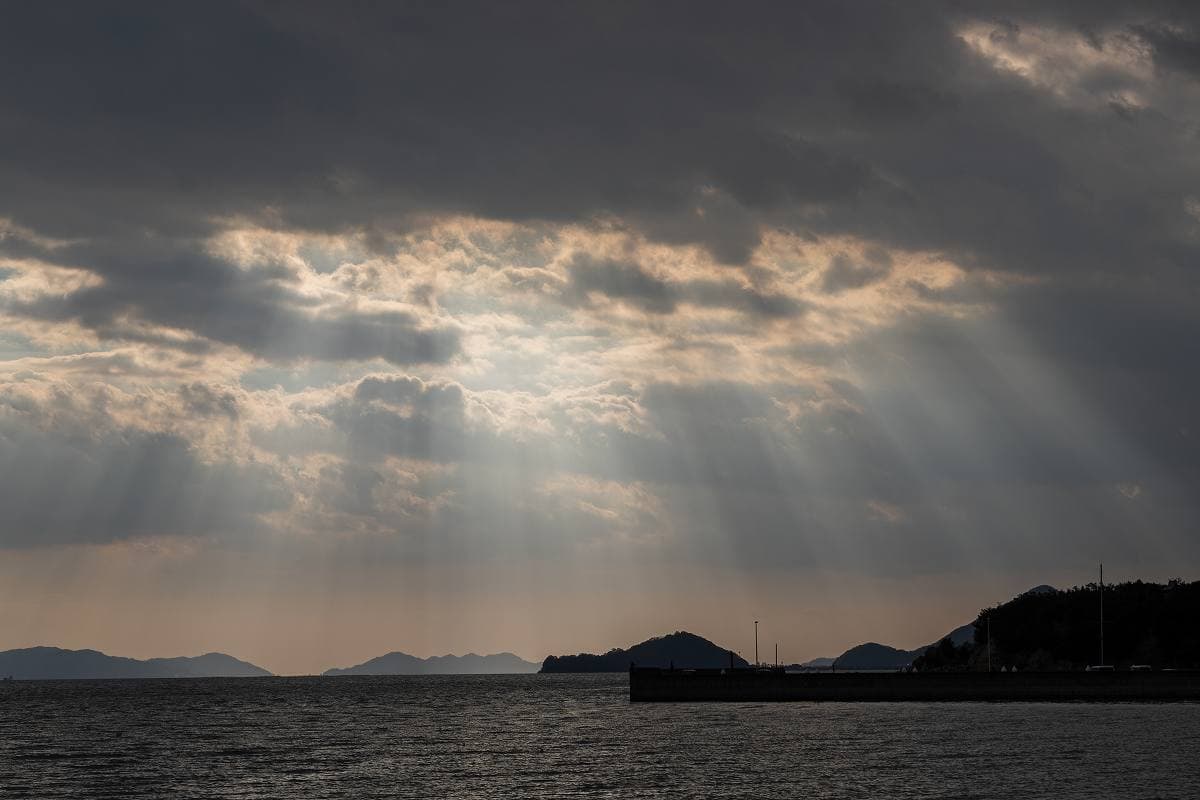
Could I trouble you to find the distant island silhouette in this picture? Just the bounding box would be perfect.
[0,647,271,679]
[540,631,749,672]
[7,581,1195,680]
[324,651,539,676]
[538,624,978,674]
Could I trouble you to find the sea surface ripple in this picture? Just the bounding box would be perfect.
[1,674,1196,798]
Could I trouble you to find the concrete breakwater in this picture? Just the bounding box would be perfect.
[629,667,1200,702]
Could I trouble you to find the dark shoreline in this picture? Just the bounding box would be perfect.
[630,667,1200,702]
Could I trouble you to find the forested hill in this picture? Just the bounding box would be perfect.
[915,580,1200,671]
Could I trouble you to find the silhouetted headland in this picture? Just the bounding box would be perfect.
[915,579,1200,671]
[541,631,749,672]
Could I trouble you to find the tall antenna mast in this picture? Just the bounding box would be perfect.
[1099,563,1105,666]
[987,615,992,673]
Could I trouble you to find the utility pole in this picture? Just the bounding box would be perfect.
[775,643,778,668]
[1100,562,1105,666]
[754,620,759,667]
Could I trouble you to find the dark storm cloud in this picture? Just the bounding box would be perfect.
[820,252,892,293]
[564,255,804,318]
[3,0,1200,356]
[1133,24,1200,76]
[0,1,882,247]
[2,236,459,365]
[0,4,1034,251]
[0,0,1196,264]
[565,258,676,314]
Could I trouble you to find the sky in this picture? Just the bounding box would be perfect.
[1,1,1199,675]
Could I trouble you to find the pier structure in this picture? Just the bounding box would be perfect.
[629,666,1200,702]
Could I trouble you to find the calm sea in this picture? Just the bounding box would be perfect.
[1,673,1196,798]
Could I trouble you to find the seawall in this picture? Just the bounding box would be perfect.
[629,668,1200,702]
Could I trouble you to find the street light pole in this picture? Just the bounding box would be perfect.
[754,620,759,667]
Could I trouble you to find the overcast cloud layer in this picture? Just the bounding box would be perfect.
[1,1,1198,671]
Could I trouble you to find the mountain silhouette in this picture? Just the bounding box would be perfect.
[541,631,749,672]
[0,647,271,679]
[323,651,539,676]
[829,642,919,669]
[799,586,1060,669]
